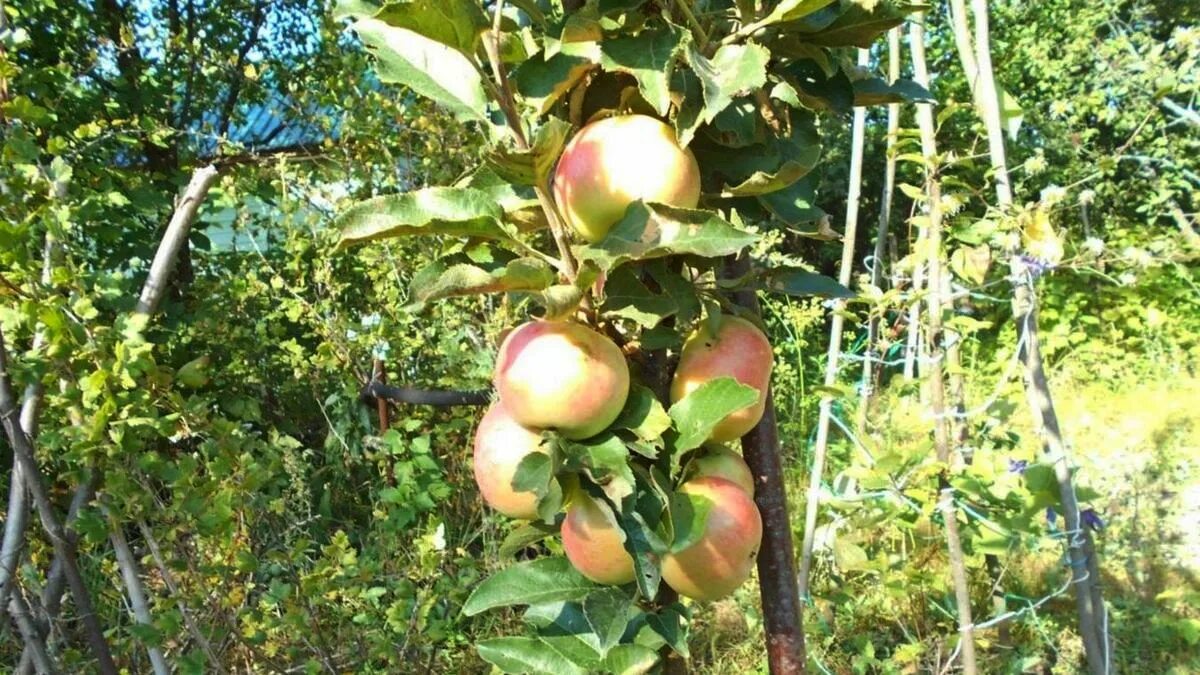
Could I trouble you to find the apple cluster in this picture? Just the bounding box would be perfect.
[472,115,771,602]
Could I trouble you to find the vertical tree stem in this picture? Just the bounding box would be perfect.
[909,16,978,673]
[726,255,807,674]
[797,48,870,601]
[9,584,58,675]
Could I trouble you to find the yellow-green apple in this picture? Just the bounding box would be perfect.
[494,320,630,439]
[686,445,755,495]
[662,476,762,601]
[472,400,549,519]
[670,316,773,443]
[552,114,701,243]
[561,494,636,585]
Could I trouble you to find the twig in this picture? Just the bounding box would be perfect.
[361,381,491,408]
[482,0,579,282]
[8,584,58,675]
[797,47,870,601]
[138,520,229,674]
[0,329,118,674]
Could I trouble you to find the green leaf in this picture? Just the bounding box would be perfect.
[949,245,992,285]
[575,202,759,272]
[499,521,560,559]
[336,187,513,248]
[669,487,714,553]
[563,434,635,503]
[488,117,573,186]
[477,637,588,675]
[604,644,660,674]
[515,52,596,114]
[351,19,488,122]
[463,557,596,615]
[668,377,759,453]
[533,284,586,320]
[685,42,770,127]
[799,2,923,48]
[761,0,838,25]
[833,539,870,571]
[618,509,664,598]
[1023,464,1058,497]
[601,268,679,328]
[774,59,854,114]
[758,266,854,298]
[524,601,603,667]
[598,26,686,115]
[339,0,489,56]
[410,257,556,307]
[695,113,822,197]
[758,173,826,227]
[455,167,545,231]
[852,77,934,106]
[583,588,634,655]
[611,385,671,445]
[646,604,690,658]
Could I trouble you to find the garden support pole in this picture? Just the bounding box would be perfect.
[950,1,1110,670]
[726,255,806,675]
[909,17,978,673]
[858,28,903,434]
[797,48,870,602]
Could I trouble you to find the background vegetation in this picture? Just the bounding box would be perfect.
[1,0,1196,672]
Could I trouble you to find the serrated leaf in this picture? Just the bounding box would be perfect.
[758,173,826,227]
[463,557,596,615]
[762,0,839,25]
[336,187,513,248]
[798,2,923,48]
[776,58,854,114]
[668,487,715,553]
[524,601,604,667]
[477,636,589,675]
[646,604,690,658]
[488,117,573,186]
[604,644,660,674]
[833,539,870,571]
[695,113,822,197]
[499,522,559,559]
[598,26,685,115]
[758,266,854,298]
[668,377,759,453]
[686,42,769,126]
[514,52,597,114]
[611,385,671,445]
[410,257,555,306]
[564,434,635,503]
[455,167,546,231]
[575,202,759,272]
[671,69,705,147]
[534,284,585,320]
[340,0,489,56]
[601,268,679,328]
[852,77,934,106]
[617,509,664,598]
[351,19,488,122]
[583,588,634,655]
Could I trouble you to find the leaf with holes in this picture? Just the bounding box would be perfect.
[336,187,514,248]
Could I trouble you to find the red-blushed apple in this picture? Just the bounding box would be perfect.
[662,476,762,601]
[561,494,636,585]
[670,315,773,443]
[687,445,755,495]
[494,320,630,439]
[472,400,549,520]
[553,114,701,243]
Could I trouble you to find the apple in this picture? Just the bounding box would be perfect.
[662,476,762,601]
[472,401,549,520]
[670,315,773,443]
[561,494,636,585]
[686,445,755,495]
[494,320,630,439]
[553,114,701,243]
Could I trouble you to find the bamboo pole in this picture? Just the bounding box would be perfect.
[908,17,979,673]
[858,28,903,434]
[796,48,871,601]
[950,1,1110,670]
